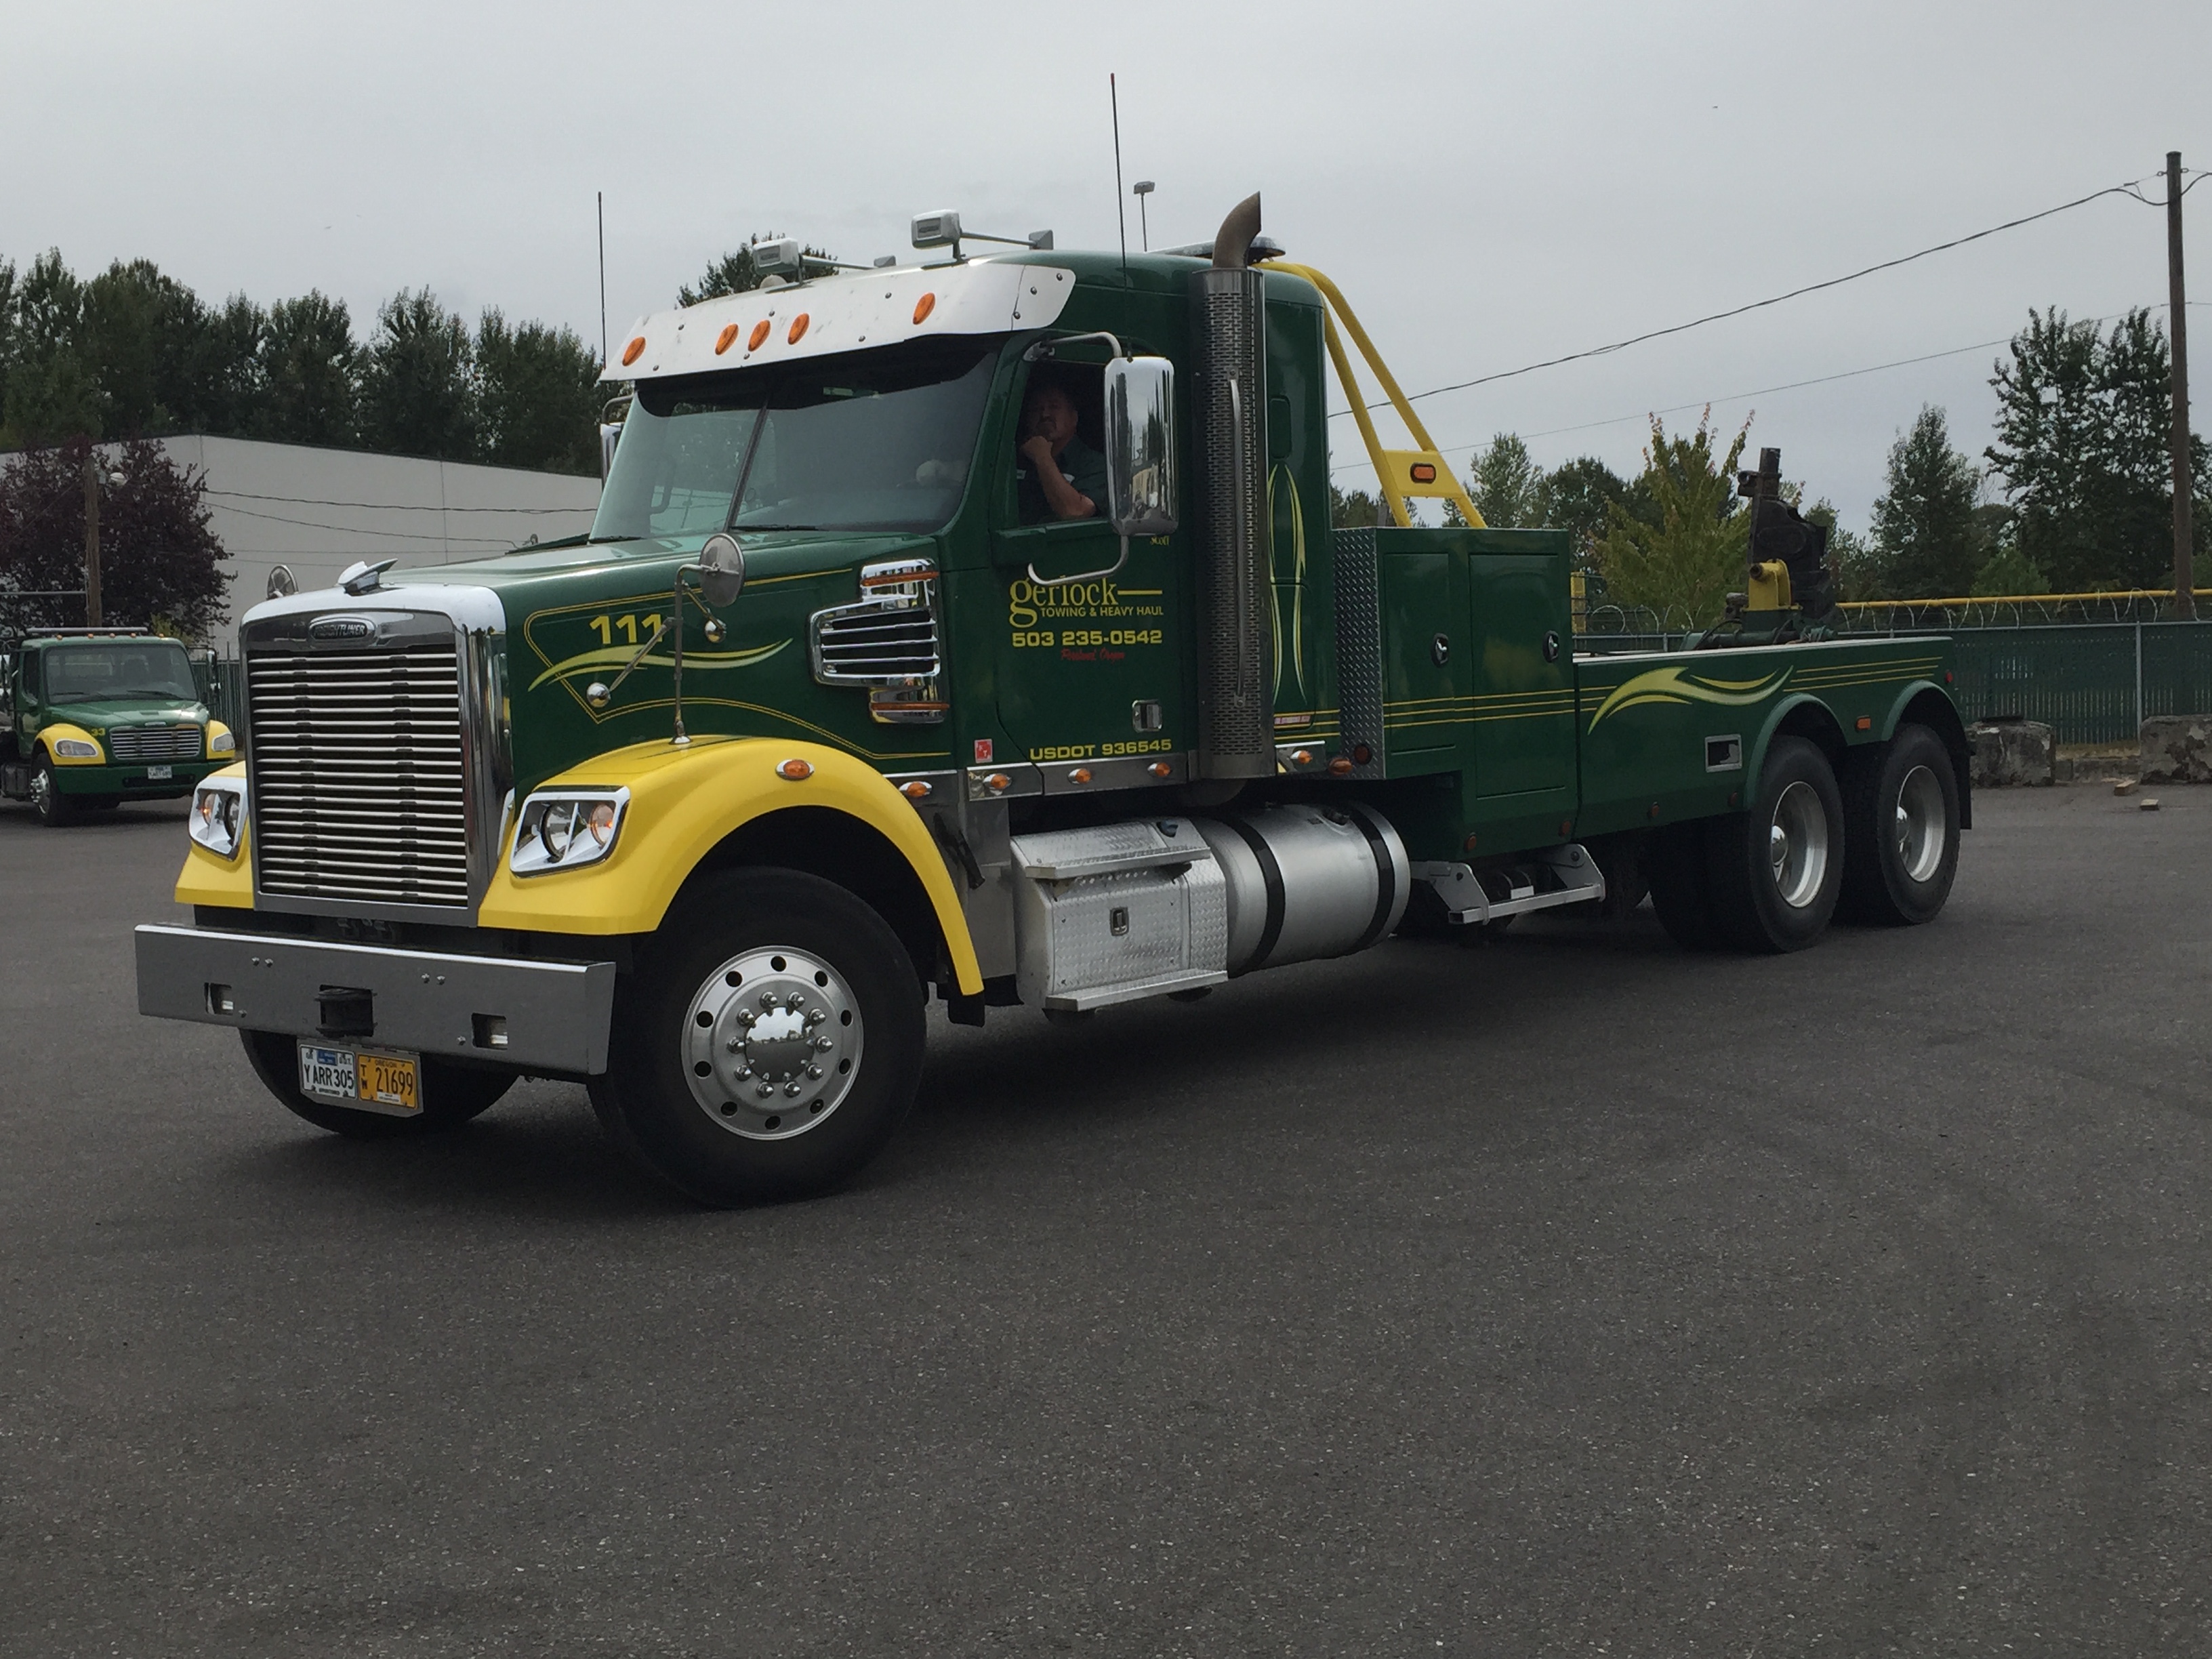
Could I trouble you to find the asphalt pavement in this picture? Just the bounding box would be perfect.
[3,785,2209,1656]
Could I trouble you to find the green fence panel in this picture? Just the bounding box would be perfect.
[1883,623,2212,744]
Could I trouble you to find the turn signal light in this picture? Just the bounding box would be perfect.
[1290,749,1313,766]
[1856,716,1872,731]
[621,336,646,366]
[748,319,771,351]
[1410,462,1437,483]
[787,313,811,344]
[1328,756,1353,776]
[1068,766,1093,784]
[775,758,814,781]
[914,293,937,325]
[1147,761,1172,778]
[983,773,1011,794]
[715,323,740,354]
[900,780,933,799]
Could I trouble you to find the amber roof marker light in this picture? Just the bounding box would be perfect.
[714,323,740,354]
[787,313,811,345]
[913,292,937,325]
[621,336,646,366]
[747,319,772,352]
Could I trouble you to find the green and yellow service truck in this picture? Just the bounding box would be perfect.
[134,195,1968,1204]
[3,627,234,825]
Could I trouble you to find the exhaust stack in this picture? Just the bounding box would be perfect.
[1189,193,1273,780]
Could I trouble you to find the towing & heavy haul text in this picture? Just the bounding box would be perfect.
[134,196,1969,1204]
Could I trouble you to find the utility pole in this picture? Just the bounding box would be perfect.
[2169,150,2195,619]
[82,449,102,628]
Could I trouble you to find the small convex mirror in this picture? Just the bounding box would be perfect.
[1104,356,1177,538]
[695,533,746,609]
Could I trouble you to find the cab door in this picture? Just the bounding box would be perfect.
[990,522,1186,774]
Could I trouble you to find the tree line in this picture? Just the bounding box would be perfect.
[1341,306,2209,619]
[0,251,607,474]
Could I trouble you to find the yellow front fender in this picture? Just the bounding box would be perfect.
[38,722,106,763]
[480,737,982,994]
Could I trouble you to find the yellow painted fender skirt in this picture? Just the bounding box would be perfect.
[481,737,983,995]
[39,722,108,764]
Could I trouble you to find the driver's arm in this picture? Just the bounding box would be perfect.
[1020,437,1095,520]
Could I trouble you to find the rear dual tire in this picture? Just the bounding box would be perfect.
[1649,735,1845,954]
[1839,723,1960,926]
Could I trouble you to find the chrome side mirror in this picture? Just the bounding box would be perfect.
[695,533,746,609]
[1105,356,1178,538]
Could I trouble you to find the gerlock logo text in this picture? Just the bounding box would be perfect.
[1008,579,1119,628]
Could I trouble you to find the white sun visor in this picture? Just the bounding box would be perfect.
[602,260,1077,383]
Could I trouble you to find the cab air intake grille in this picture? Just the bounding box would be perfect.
[246,647,471,907]
[108,724,204,762]
[809,560,946,723]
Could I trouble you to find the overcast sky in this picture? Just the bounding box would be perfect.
[9,0,2207,527]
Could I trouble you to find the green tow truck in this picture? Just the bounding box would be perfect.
[133,195,1968,1204]
[3,628,234,825]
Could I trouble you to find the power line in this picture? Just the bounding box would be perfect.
[1327,173,2169,422]
[211,501,525,545]
[1333,299,2210,476]
[204,487,593,514]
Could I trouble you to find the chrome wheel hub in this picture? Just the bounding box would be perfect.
[682,947,863,1140]
[28,769,52,815]
[1893,764,1946,883]
[1766,779,1829,909]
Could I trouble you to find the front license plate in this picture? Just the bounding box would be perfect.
[296,1042,421,1115]
[144,764,173,780]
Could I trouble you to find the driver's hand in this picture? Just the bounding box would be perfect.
[1019,435,1054,467]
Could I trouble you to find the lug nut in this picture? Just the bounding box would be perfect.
[784,1082,802,1097]
[814,1034,834,1051]
[806,1064,823,1080]
[726,1036,743,1052]
[757,1082,776,1098]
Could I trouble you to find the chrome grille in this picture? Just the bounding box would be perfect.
[810,559,945,724]
[247,646,471,907]
[108,724,204,762]
[813,607,942,681]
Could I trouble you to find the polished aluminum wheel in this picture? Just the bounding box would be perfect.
[1767,779,1830,909]
[28,766,54,818]
[1893,764,1947,884]
[681,947,864,1141]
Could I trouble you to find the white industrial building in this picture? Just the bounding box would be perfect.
[79,436,601,653]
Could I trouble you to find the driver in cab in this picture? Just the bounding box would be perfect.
[1016,375,1108,523]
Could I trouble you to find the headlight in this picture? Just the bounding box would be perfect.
[188,777,247,858]
[207,725,235,756]
[53,737,101,760]
[511,789,628,876]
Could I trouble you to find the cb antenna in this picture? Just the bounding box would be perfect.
[596,190,608,366]
[1110,73,1128,282]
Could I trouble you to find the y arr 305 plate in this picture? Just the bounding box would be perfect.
[296,1042,422,1116]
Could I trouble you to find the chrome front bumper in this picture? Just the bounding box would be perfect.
[134,924,619,1074]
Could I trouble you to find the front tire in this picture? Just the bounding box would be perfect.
[1839,723,1961,926]
[241,1029,512,1138]
[30,757,75,827]
[589,868,925,1206]
[1704,735,1845,953]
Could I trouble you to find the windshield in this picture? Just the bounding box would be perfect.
[45,642,197,703]
[592,338,998,540]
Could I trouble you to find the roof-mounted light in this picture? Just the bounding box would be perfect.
[909,209,1053,260]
